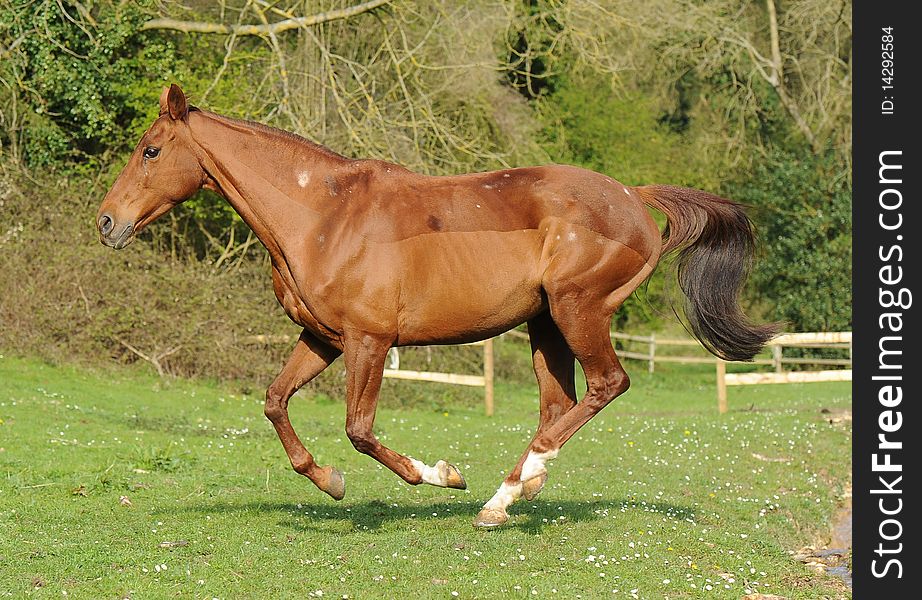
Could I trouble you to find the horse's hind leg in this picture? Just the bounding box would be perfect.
[264,330,345,499]
[473,313,576,527]
[537,254,655,452]
[520,312,578,500]
[474,315,626,527]
[531,318,629,453]
[474,243,653,527]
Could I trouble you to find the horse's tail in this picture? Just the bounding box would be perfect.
[635,184,780,362]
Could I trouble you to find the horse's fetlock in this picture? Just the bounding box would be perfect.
[291,458,312,475]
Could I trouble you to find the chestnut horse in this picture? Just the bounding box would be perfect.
[97,85,777,527]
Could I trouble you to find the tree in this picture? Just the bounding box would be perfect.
[725,150,851,331]
[504,0,852,168]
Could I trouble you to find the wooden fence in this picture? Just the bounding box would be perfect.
[607,330,852,413]
[612,331,852,369]
[715,332,852,413]
[383,339,495,416]
[245,330,850,417]
[244,335,496,416]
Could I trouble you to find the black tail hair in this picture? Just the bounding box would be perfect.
[636,185,780,361]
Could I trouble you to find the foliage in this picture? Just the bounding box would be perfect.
[724,150,851,332]
[536,76,717,189]
[1,1,171,168]
[506,0,851,167]
[0,0,853,386]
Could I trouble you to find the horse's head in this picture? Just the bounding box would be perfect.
[96,84,205,249]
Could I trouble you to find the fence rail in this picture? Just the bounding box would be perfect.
[607,330,852,412]
[715,331,852,413]
[611,331,852,373]
[244,330,850,416]
[243,335,496,416]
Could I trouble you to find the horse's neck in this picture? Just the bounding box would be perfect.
[188,111,349,264]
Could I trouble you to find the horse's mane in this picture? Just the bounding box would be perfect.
[193,107,350,162]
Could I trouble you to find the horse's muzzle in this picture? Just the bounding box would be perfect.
[97,213,135,249]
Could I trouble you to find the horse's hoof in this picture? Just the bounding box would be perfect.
[473,507,509,528]
[437,460,467,490]
[522,472,547,501]
[322,466,345,501]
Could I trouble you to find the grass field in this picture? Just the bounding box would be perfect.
[0,351,851,599]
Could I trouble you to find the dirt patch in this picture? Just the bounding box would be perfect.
[793,484,852,590]
[787,408,852,591]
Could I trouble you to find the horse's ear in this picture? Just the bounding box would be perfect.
[159,87,171,114]
[166,84,188,121]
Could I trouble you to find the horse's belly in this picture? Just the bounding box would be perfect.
[394,229,545,345]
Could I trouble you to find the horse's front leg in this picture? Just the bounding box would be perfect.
[264,329,344,499]
[343,331,466,490]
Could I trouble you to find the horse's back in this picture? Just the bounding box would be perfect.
[359,162,658,252]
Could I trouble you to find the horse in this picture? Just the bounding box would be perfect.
[97,84,778,528]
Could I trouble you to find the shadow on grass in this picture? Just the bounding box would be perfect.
[163,496,697,535]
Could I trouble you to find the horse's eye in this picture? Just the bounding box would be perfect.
[143,146,160,160]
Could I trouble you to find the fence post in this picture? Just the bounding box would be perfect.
[648,333,656,374]
[484,338,495,416]
[773,344,783,373]
[716,359,728,414]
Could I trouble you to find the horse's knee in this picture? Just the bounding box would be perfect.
[264,386,287,422]
[345,424,377,454]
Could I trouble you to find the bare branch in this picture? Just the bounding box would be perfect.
[200,0,252,104]
[764,0,818,150]
[765,0,783,86]
[141,0,391,35]
[115,337,182,377]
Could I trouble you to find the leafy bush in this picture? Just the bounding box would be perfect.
[723,150,851,331]
[536,76,718,190]
[2,1,178,168]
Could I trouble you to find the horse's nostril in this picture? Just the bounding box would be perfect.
[98,214,114,236]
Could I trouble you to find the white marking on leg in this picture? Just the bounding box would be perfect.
[483,481,523,511]
[410,458,450,486]
[297,170,311,187]
[410,458,438,485]
[520,449,558,482]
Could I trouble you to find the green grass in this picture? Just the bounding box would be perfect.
[0,353,851,598]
